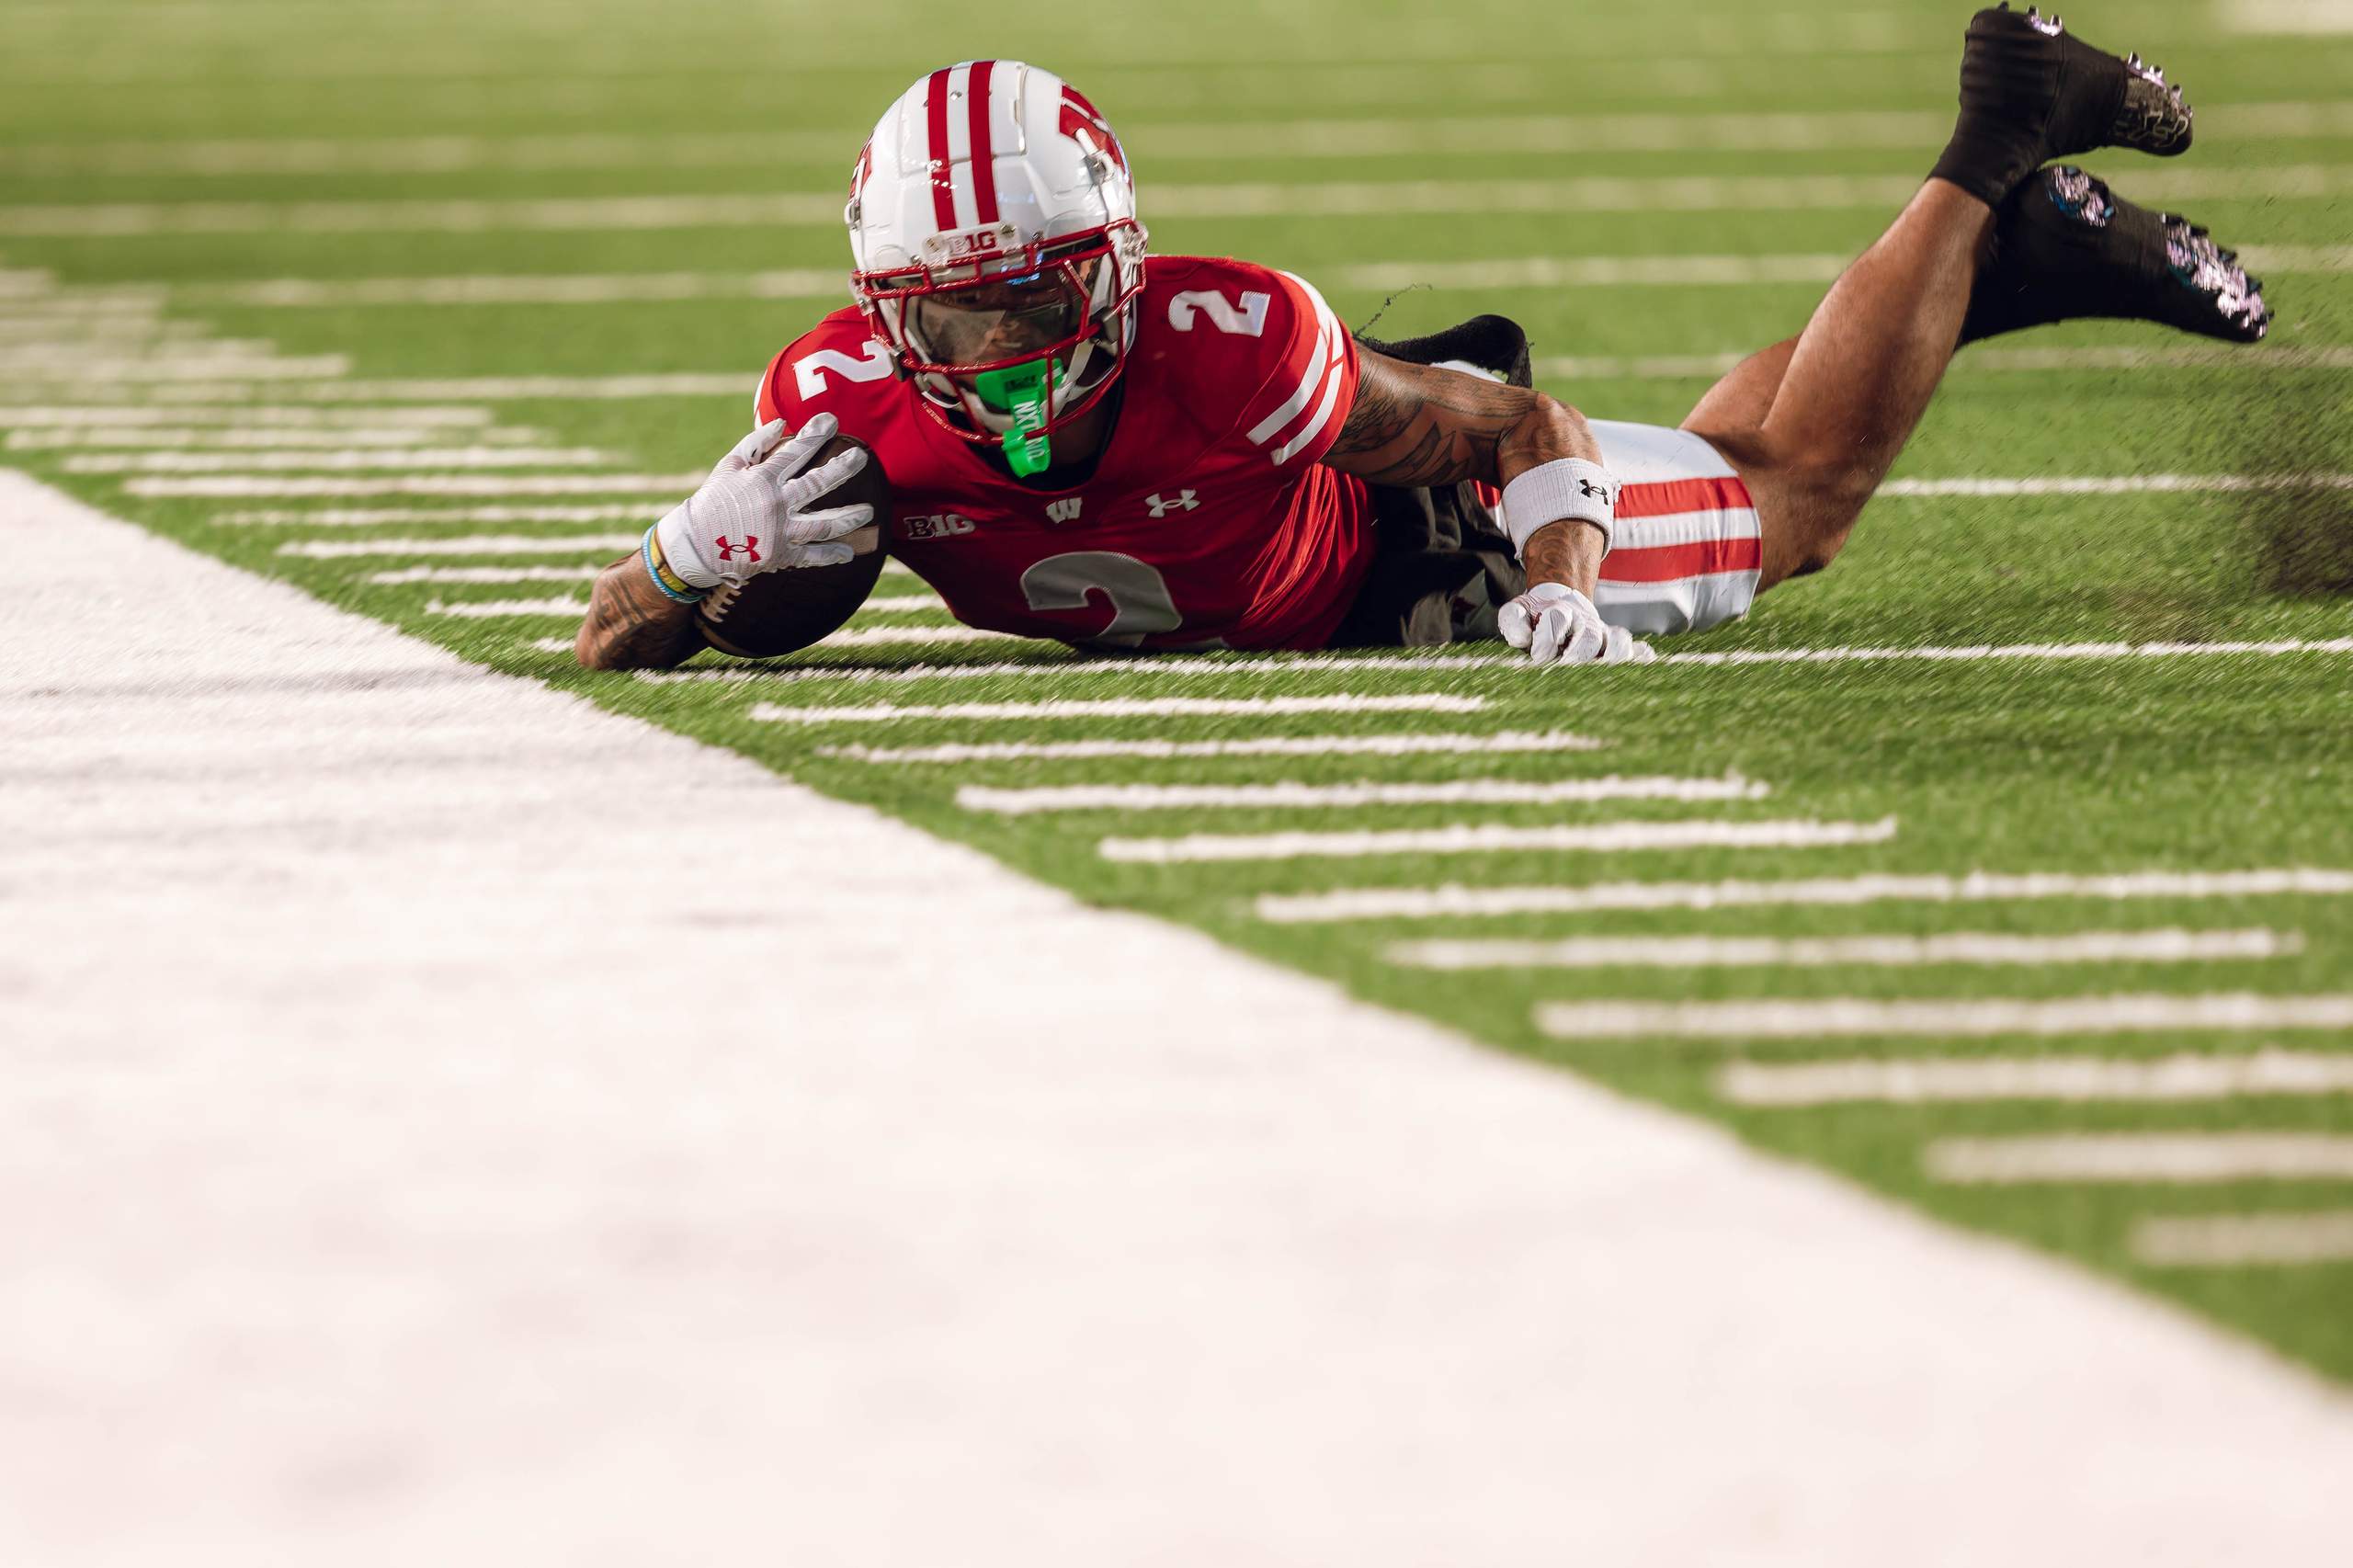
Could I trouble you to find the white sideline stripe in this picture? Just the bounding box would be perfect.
[32,102,2348,176]
[1257,869,2353,924]
[12,464,2353,1563]
[147,246,2353,314]
[1394,927,2300,972]
[370,565,601,585]
[278,533,642,558]
[825,730,1607,765]
[1536,993,2353,1042]
[2133,1211,2353,1267]
[749,694,1485,725]
[125,472,701,497]
[14,165,2353,237]
[243,506,653,527]
[822,625,1024,648]
[861,595,946,613]
[6,426,526,450]
[0,403,494,427]
[1102,816,1898,866]
[63,446,612,473]
[1718,1051,2353,1108]
[961,775,1767,815]
[1927,1135,2353,1186]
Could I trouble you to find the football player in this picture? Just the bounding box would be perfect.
[577,6,2267,671]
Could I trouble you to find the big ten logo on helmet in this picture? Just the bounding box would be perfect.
[903,512,977,540]
[923,223,1018,267]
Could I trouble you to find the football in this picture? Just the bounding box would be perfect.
[695,434,892,658]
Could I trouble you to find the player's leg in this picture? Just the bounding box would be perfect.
[1680,5,2200,590]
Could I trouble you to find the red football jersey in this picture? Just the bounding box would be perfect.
[756,256,1372,651]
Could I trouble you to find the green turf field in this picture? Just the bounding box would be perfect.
[6,0,2350,1379]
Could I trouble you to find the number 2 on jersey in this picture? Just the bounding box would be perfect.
[1020,551,1183,647]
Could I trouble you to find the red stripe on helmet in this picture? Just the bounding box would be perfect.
[965,60,999,225]
[924,66,956,232]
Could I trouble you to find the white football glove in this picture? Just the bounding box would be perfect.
[1499,582,1657,666]
[653,412,872,589]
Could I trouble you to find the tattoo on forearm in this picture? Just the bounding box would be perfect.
[1324,349,1575,489]
[574,556,706,670]
[1521,521,1590,590]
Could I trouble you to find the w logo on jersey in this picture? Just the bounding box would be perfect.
[1044,497,1086,525]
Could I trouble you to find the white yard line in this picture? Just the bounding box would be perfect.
[11,165,2353,239]
[7,470,2351,1564]
[23,102,2346,176]
[124,472,701,497]
[1880,474,2353,498]
[1258,868,2353,924]
[426,596,586,619]
[1,354,350,381]
[2132,1211,2353,1267]
[1536,993,2353,1041]
[144,246,2353,314]
[824,731,1608,765]
[2227,0,2353,34]
[249,507,653,527]
[749,693,1486,725]
[1539,343,2353,380]
[7,426,527,449]
[278,533,642,557]
[961,775,1767,815]
[369,565,602,585]
[1927,1134,2353,1185]
[1103,816,1899,866]
[1717,1050,2353,1107]
[1393,927,2300,971]
[64,446,612,473]
[821,625,1024,648]
[0,403,494,427]
[592,635,2353,688]
[136,373,754,403]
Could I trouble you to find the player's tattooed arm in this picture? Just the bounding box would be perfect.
[574,554,707,670]
[1324,347,1608,593]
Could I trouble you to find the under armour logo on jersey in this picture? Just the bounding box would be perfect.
[1145,491,1199,517]
[714,535,761,563]
[1044,497,1086,525]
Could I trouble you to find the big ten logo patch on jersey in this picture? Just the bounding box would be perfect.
[793,341,895,399]
[1043,497,1085,525]
[1167,290,1270,337]
[904,512,977,540]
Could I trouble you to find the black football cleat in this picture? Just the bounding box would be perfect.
[1961,166,2271,346]
[1931,5,2195,209]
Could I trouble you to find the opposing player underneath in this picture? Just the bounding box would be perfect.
[576,6,2270,672]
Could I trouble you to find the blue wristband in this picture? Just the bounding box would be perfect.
[642,527,705,605]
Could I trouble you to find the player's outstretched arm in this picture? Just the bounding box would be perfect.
[574,413,874,670]
[1324,349,1650,665]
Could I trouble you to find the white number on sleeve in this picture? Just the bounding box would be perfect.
[1020,551,1183,647]
[1166,290,1271,337]
[792,340,895,399]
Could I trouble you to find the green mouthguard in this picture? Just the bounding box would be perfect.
[972,360,1053,477]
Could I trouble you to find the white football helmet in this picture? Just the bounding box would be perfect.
[847,61,1148,453]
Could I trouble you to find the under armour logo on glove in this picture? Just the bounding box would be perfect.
[714,536,761,563]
